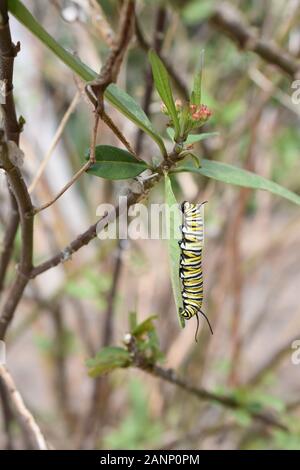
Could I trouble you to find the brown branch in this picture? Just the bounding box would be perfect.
[86,0,136,156]
[0,364,48,450]
[0,135,34,340]
[29,161,170,280]
[126,337,289,433]
[0,7,22,292]
[29,146,185,281]
[0,377,14,449]
[209,2,300,79]
[0,195,18,291]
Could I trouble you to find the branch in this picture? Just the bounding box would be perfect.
[0,6,22,292]
[126,337,289,433]
[29,91,80,194]
[0,376,14,449]
[86,0,136,158]
[32,160,91,215]
[0,364,48,450]
[30,191,137,278]
[0,136,34,340]
[209,2,300,79]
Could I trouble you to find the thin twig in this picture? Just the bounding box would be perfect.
[29,92,80,194]
[86,0,136,155]
[0,364,48,450]
[32,160,91,215]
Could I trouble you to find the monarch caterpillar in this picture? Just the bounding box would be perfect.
[179,201,213,341]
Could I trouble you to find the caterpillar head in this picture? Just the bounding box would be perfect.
[181,201,191,213]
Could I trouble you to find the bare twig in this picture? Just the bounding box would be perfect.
[0,364,48,450]
[29,92,80,194]
[0,7,22,293]
[32,160,91,215]
[86,0,136,156]
[210,2,300,79]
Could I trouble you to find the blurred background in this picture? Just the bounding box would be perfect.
[1,0,300,450]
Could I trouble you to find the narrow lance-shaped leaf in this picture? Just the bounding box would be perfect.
[164,174,185,328]
[8,0,167,157]
[148,49,180,139]
[172,159,300,206]
[85,145,149,180]
[190,49,204,106]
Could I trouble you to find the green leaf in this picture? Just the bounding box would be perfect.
[148,49,180,138]
[191,50,204,106]
[167,128,218,144]
[131,315,157,337]
[85,145,149,180]
[173,160,300,206]
[8,1,167,157]
[164,175,185,328]
[86,347,131,378]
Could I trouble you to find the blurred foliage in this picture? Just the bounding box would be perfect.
[104,377,163,450]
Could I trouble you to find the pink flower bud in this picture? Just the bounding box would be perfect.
[191,104,212,122]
